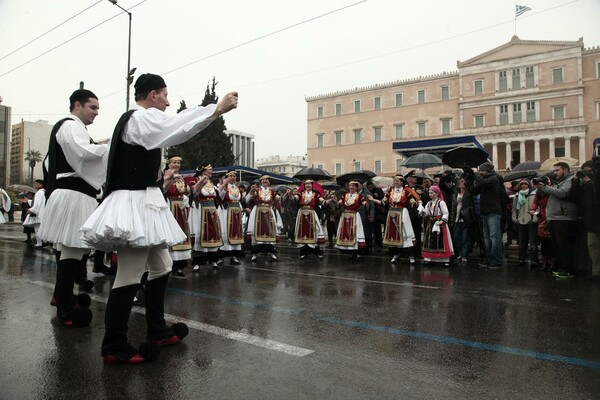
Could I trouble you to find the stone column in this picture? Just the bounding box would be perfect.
[564,136,571,158]
[492,142,498,170]
[579,135,586,163]
[520,140,526,162]
[549,138,555,158]
[534,139,540,161]
[505,141,512,169]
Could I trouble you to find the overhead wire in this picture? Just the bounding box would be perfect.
[0,0,146,79]
[0,0,103,63]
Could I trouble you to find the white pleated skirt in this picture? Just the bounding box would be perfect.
[80,188,186,251]
[38,189,97,248]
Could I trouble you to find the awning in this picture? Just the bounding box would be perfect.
[181,165,299,185]
[393,135,487,158]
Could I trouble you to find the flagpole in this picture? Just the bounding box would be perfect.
[514,3,517,35]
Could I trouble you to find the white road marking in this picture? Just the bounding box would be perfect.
[243,266,441,290]
[25,279,314,357]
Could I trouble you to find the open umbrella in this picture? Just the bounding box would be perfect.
[401,153,443,170]
[335,170,377,185]
[298,181,325,197]
[293,167,332,181]
[320,181,341,190]
[7,184,36,194]
[276,185,291,193]
[442,146,489,168]
[371,176,394,189]
[503,170,539,182]
[539,156,578,171]
[511,160,541,172]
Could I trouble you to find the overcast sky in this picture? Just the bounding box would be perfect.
[1,0,599,159]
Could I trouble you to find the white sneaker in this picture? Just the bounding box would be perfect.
[410,257,416,264]
[192,265,200,272]
[318,255,323,260]
[211,262,219,268]
[270,254,278,261]
[300,255,306,260]
[391,255,399,263]
[217,259,224,265]
[251,255,258,262]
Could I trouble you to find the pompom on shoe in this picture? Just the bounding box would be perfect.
[153,323,189,346]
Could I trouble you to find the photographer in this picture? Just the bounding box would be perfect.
[567,159,600,280]
[536,162,578,278]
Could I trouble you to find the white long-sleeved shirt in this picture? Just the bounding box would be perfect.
[51,114,108,190]
[123,103,217,149]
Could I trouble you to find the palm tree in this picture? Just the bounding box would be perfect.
[24,149,43,185]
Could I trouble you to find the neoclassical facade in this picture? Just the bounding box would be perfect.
[306,36,600,175]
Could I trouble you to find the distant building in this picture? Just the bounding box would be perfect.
[256,155,307,177]
[226,129,255,168]
[306,36,600,174]
[0,102,12,187]
[10,119,52,184]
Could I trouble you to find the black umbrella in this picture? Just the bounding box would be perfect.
[320,181,341,190]
[512,161,541,172]
[335,170,377,185]
[442,146,489,168]
[401,153,443,170]
[293,167,332,181]
[275,185,292,193]
[503,170,539,182]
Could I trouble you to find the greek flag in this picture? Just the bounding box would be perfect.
[515,4,532,17]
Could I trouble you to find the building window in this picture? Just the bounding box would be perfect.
[474,79,483,95]
[354,100,361,113]
[374,160,382,173]
[335,163,342,175]
[317,106,324,118]
[499,104,509,125]
[354,129,361,144]
[499,70,507,92]
[512,68,521,89]
[552,67,563,84]
[373,126,382,142]
[417,121,427,137]
[354,160,361,171]
[474,114,485,128]
[335,103,342,116]
[395,124,404,139]
[317,133,324,148]
[525,66,535,88]
[513,103,522,124]
[417,89,426,104]
[555,147,565,157]
[396,159,403,171]
[596,101,600,119]
[553,105,565,120]
[597,61,600,79]
[441,85,449,100]
[374,96,381,110]
[395,93,403,106]
[441,119,451,135]
[335,131,342,146]
[526,101,536,122]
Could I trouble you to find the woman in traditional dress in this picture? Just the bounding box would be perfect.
[23,179,47,247]
[246,175,282,261]
[420,185,453,266]
[217,170,244,265]
[190,163,223,270]
[335,181,367,259]
[163,155,192,277]
[372,175,415,263]
[295,180,325,259]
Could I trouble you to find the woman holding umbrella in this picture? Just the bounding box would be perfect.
[420,185,453,266]
[335,181,367,259]
[295,180,326,259]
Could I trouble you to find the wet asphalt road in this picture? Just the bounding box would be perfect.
[0,222,599,400]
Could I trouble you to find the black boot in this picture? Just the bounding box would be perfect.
[55,258,92,327]
[144,273,188,345]
[102,284,159,363]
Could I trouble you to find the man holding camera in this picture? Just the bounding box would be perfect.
[536,162,578,278]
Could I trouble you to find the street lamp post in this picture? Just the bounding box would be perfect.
[108,0,136,111]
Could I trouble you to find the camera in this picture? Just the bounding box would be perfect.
[532,176,548,185]
[575,170,592,179]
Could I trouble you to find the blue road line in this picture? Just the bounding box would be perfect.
[168,287,600,370]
